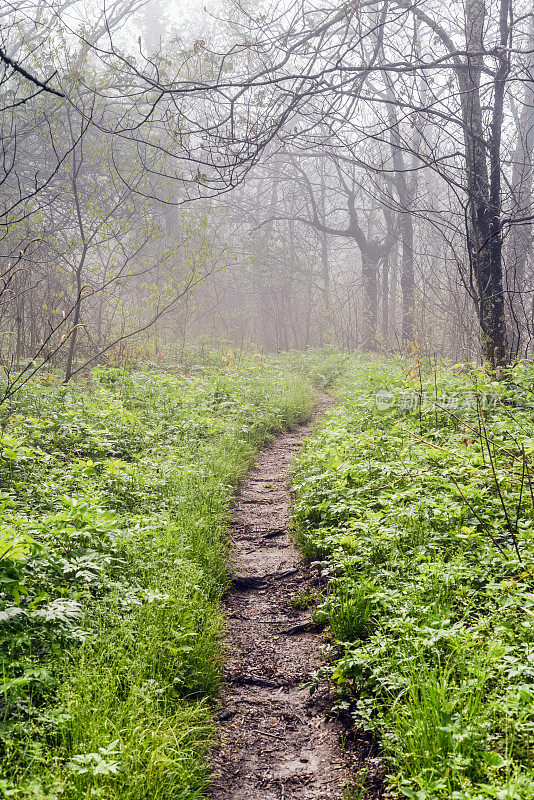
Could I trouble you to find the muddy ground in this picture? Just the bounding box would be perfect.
[209,395,384,800]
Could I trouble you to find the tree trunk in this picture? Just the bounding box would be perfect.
[506,13,534,357]
[460,0,509,368]
[361,247,379,351]
[399,212,415,345]
[381,254,389,342]
[64,295,82,383]
[384,84,416,346]
[64,248,87,383]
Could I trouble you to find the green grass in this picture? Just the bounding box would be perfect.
[0,357,314,798]
[289,590,317,610]
[9,349,534,800]
[291,354,534,800]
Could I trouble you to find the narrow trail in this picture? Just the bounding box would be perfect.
[210,394,380,799]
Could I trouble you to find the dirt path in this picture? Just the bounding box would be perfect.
[210,395,381,799]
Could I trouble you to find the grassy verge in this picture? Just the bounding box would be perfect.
[291,355,534,800]
[0,357,314,799]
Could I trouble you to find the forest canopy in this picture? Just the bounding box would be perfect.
[0,0,532,379]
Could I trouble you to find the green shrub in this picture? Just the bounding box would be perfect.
[291,355,534,799]
[0,357,314,798]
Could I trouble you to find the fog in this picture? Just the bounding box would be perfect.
[0,0,532,383]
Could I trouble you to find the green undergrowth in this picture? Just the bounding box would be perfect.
[291,355,534,800]
[270,350,353,390]
[0,358,313,799]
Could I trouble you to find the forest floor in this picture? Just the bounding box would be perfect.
[4,352,534,800]
[210,393,383,800]
[0,360,316,799]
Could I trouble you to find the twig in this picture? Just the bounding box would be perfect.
[400,426,469,461]
[256,729,284,740]
[447,472,509,558]
[0,47,64,98]
[478,406,522,562]
[516,452,526,543]
[523,446,534,513]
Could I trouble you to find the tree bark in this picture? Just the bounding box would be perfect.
[506,13,534,357]
[383,81,416,346]
[459,0,510,367]
[361,246,379,351]
[64,249,86,383]
[392,0,512,367]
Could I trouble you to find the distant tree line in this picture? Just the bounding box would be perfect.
[0,0,532,380]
